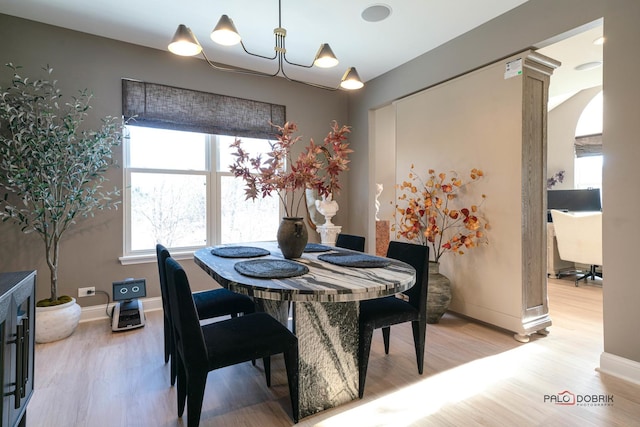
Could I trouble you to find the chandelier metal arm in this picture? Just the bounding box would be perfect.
[240,40,278,61]
[200,49,281,78]
[283,53,315,69]
[279,61,339,91]
[200,41,338,89]
[167,0,363,90]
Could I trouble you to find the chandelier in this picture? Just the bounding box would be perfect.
[168,0,364,91]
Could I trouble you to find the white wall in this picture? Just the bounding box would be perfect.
[547,86,602,189]
[372,105,396,223]
[393,55,528,332]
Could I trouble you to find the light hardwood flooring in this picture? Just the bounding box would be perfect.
[28,278,640,426]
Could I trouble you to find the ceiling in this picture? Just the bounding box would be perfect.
[537,23,603,109]
[0,0,601,100]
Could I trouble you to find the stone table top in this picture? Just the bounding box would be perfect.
[194,241,416,302]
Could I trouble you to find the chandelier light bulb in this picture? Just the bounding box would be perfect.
[340,67,364,90]
[168,24,202,56]
[210,15,242,46]
[314,44,339,68]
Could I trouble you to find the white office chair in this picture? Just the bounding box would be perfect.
[550,209,603,286]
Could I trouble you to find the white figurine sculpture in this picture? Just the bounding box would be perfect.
[315,194,341,245]
[315,193,339,226]
[375,183,383,221]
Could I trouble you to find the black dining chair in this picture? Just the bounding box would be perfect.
[165,257,299,426]
[156,244,257,385]
[358,241,429,398]
[335,233,366,252]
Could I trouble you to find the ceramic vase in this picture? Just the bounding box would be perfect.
[277,217,308,259]
[427,262,452,324]
[35,297,82,343]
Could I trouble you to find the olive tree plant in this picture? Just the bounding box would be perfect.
[0,64,122,306]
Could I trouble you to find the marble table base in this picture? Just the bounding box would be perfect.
[295,301,359,418]
[258,299,359,419]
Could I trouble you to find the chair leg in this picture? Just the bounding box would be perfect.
[163,316,171,363]
[169,327,177,386]
[176,357,187,417]
[575,265,600,286]
[358,324,374,399]
[263,356,271,387]
[382,326,391,354]
[283,344,300,423]
[170,348,177,386]
[186,373,207,427]
[411,319,427,374]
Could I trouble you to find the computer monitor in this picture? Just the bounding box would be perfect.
[547,188,601,215]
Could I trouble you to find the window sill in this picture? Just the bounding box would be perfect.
[119,250,196,265]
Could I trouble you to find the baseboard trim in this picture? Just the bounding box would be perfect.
[598,352,640,386]
[79,296,163,323]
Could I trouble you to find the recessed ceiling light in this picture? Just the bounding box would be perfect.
[361,4,392,22]
[574,61,603,71]
[593,36,605,45]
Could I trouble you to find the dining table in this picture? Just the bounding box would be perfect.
[194,241,416,419]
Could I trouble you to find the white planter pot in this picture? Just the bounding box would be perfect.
[35,298,82,343]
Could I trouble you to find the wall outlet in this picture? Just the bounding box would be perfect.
[78,286,95,297]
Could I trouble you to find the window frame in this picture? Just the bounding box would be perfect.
[120,129,281,265]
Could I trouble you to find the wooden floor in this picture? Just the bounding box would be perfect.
[28,278,640,426]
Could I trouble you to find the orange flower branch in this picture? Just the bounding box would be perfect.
[393,165,489,262]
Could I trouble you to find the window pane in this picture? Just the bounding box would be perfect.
[127,126,207,170]
[217,135,275,172]
[575,155,603,190]
[130,173,207,251]
[220,176,280,243]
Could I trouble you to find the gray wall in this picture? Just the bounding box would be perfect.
[0,14,349,303]
[347,0,639,370]
[2,0,639,376]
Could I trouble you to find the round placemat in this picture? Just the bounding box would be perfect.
[317,252,391,268]
[304,243,333,252]
[211,246,270,258]
[234,259,309,278]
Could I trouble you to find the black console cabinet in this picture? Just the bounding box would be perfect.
[0,271,35,427]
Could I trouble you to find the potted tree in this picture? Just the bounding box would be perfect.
[0,64,122,342]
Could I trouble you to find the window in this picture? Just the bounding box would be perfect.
[123,126,280,258]
[575,155,602,190]
[120,79,286,261]
[216,135,280,244]
[574,91,603,190]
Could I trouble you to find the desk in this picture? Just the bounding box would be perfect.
[194,242,415,418]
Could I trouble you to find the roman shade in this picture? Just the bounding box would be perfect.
[574,133,602,158]
[121,79,286,139]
